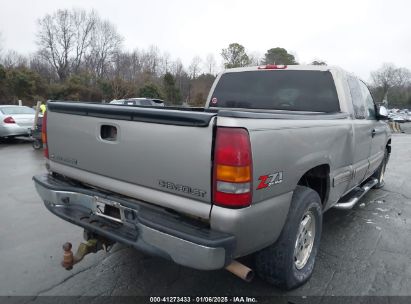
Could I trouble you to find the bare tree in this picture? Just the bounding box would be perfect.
[37,9,74,80]
[188,56,202,79]
[139,45,160,76]
[30,54,56,81]
[248,51,262,66]
[71,9,97,73]
[1,50,28,68]
[87,19,123,79]
[170,58,185,91]
[371,63,411,101]
[111,50,143,82]
[395,67,411,87]
[161,52,171,75]
[129,49,143,77]
[170,58,183,76]
[37,9,97,81]
[0,31,3,59]
[204,54,216,75]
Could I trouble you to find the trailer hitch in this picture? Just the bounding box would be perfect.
[61,238,112,270]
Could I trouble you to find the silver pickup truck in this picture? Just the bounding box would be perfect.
[33,65,391,290]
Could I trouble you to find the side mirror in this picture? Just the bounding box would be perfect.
[377,106,389,120]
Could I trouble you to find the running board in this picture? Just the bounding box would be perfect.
[334,178,378,210]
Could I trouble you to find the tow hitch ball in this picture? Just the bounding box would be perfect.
[61,238,111,270]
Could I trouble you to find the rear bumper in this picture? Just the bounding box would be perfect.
[33,174,235,270]
[0,125,31,137]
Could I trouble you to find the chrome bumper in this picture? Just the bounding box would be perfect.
[33,174,235,270]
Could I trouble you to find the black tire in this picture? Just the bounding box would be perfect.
[32,139,43,150]
[372,150,388,189]
[4,136,16,143]
[255,186,323,290]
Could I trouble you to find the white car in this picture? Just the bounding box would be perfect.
[0,105,36,138]
[109,98,165,107]
[389,113,406,123]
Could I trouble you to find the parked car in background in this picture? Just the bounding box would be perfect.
[109,98,165,107]
[0,105,36,138]
[399,109,411,121]
[388,112,406,123]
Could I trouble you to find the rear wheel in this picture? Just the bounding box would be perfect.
[255,186,322,290]
[32,139,43,150]
[372,150,388,189]
[3,136,16,143]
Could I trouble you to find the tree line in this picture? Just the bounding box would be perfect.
[0,8,410,108]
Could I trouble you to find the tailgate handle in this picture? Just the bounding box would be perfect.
[101,125,117,141]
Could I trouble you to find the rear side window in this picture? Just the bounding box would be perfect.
[0,107,35,115]
[359,81,376,120]
[209,70,340,113]
[347,77,375,119]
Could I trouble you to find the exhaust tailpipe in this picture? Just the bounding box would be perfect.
[225,260,254,282]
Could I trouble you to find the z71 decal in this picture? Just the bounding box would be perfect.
[257,172,283,189]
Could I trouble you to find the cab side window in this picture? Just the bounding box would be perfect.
[347,77,366,119]
[358,81,376,120]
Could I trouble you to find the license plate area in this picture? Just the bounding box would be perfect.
[93,196,135,226]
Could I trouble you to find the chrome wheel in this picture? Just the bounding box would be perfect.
[294,210,316,270]
[32,140,42,150]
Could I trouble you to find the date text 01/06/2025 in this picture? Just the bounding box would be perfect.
[149,296,258,303]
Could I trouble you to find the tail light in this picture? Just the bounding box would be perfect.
[3,117,16,124]
[213,127,252,208]
[258,64,287,69]
[42,111,49,158]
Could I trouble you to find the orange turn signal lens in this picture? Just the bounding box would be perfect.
[216,165,251,183]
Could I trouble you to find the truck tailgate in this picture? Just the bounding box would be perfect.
[46,102,216,219]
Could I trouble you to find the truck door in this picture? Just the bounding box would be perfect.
[347,76,373,189]
[358,81,387,177]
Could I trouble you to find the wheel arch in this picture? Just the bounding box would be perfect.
[386,138,391,154]
[296,164,330,206]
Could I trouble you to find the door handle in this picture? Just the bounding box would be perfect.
[371,129,376,137]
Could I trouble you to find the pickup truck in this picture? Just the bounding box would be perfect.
[33,65,391,290]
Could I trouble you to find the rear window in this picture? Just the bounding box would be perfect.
[210,70,340,113]
[136,100,153,106]
[0,107,35,115]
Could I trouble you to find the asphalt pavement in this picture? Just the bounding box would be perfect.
[0,128,411,299]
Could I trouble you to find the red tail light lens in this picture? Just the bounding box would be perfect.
[3,116,16,124]
[213,127,252,208]
[42,111,49,158]
[258,64,287,70]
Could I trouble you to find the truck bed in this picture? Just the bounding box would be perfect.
[46,102,218,219]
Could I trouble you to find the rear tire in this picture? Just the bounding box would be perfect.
[372,150,388,189]
[255,186,322,290]
[32,139,43,150]
[3,136,16,143]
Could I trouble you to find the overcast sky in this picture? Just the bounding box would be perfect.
[0,0,410,80]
